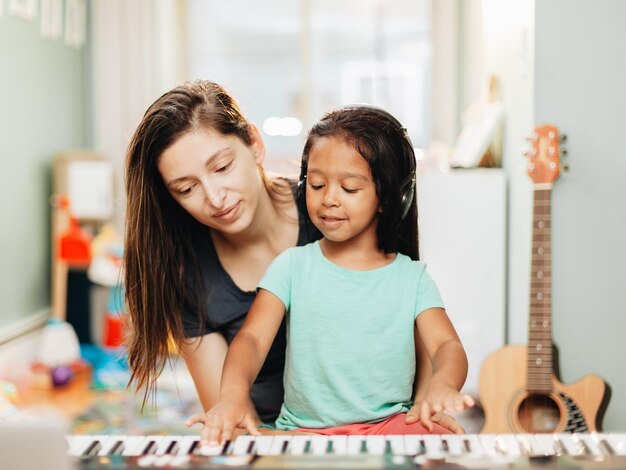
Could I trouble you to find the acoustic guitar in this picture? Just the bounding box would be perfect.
[479,125,610,433]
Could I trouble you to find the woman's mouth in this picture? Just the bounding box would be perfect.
[213,202,241,222]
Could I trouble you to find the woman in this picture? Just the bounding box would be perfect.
[123,80,463,433]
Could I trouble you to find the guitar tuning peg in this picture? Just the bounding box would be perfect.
[560,149,568,157]
[559,133,568,143]
[522,147,530,157]
[561,164,570,172]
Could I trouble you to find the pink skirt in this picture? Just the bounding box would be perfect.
[295,413,452,435]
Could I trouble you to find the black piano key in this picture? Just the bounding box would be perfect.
[463,438,471,453]
[385,440,392,455]
[246,439,255,455]
[165,440,179,455]
[303,440,312,454]
[82,439,102,457]
[281,440,290,454]
[141,440,156,455]
[189,439,200,455]
[221,440,232,455]
[360,440,368,454]
[109,440,124,456]
[599,439,616,455]
[326,440,334,453]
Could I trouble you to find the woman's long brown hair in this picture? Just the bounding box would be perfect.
[124,80,284,407]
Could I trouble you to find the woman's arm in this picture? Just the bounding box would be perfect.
[180,332,229,413]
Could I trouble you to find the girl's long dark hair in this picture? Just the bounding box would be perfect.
[124,80,281,406]
[300,106,419,260]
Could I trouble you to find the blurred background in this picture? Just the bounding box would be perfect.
[0,0,625,434]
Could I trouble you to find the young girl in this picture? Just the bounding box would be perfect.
[196,105,474,446]
[124,81,462,433]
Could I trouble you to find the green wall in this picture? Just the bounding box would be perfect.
[0,12,86,331]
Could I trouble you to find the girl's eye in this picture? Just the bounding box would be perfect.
[342,187,358,194]
[309,183,324,190]
[216,161,233,173]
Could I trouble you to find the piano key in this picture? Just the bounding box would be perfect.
[329,435,348,455]
[346,435,365,455]
[176,435,200,455]
[402,434,420,455]
[423,434,444,459]
[199,441,225,456]
[441,435,464,456]
[386,435,405,456]
[478,434,499,456]
[533,433,558,456]
[97,435,126,456]
[607,434,626,455]
[309,435,329,455]
[517,434,547,456]
[81,436,105,457]
[268,435,292,455]
[495,434,522,457]
[365,435,385,455]
[231,435,255,456]
[67,435,95,456]
[122,436,151,456]
[288,435,311,455]
[252,435,275,455]
[464,434,485,457]
[578,433,604,456]
[556,433,584,456]
[155,435,180,455]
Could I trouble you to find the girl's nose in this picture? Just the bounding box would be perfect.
[322,186,340,207]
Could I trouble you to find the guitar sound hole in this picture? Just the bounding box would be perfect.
[517,394,561,433]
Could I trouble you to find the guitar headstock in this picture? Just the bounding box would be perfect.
[525,124,567,185]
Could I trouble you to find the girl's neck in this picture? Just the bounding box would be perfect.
[319,237,396,271]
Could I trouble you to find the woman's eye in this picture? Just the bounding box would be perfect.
[178,185,194,196]
[216,161,233,173]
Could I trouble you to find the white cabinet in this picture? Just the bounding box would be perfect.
[418,168,507,396]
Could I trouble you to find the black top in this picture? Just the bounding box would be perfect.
[182,183,319,421]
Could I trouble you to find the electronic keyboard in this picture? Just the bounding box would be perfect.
[66,432,626,469]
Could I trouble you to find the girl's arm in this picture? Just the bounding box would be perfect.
[415,307,475,430]
[201,289,286,446]
[405,327,466,433]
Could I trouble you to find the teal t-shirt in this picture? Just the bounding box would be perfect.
[257,241,444,430]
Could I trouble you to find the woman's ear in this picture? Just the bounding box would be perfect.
[248,124,266,165]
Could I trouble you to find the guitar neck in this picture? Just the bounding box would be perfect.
[528,186,553,392]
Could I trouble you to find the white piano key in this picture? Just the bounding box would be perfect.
[252,435,275,456]
[122,436,151,456]
[67,435,95,456]
[402,435,420,455]
[607,434,626,456]
[423,434,444,459]
[199,442,224,456]
[516,434,546,456]
[176,435,199,455]
[495,434,522,457]
[155,435,180,455]
[309,435,330,455]
[556,433,584,456]
[365,435,385,455]
[386,435,405,456]
[533,433,558,456]
[268,435,291,455]
[578,433,603,456]
[97,435,126,456]
[478,434,499,456]
[347,435,365,455]
[231,435,255,455]
[329,435,348,455]
[288,435,311,455]
[441,435,464,456]
[463,434,484,457]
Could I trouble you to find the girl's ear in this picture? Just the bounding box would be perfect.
[248,124,266,165]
